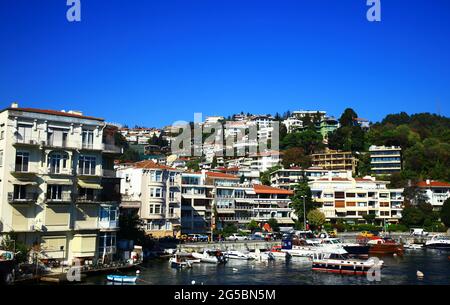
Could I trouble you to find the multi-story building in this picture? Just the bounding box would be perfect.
[0,103,122,264]
[369,145,402,175]
[117,160,182,238]
[318,116,339,139]
[249,151,281,173]
[311,149,358,174]
[270,167,349,190]
[282,117,303,133]
[416,180,450,211]
[291,110,326,120]
[309,172,404,224]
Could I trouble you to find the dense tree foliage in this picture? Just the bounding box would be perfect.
[260,165,282,186]
[281,129,324,154]
[307,209,326,229]
[440,198,450,228]
[291,181,317,227]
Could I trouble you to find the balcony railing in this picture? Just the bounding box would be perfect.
[47,167,75,175]
[102,169,116,178]
[13,136,41,146]
[77,169,102,177]
[102,143,123,154]
[44,139,78,149]
[10,164,37,174]
[45,193,74,203]
[8,192,38,203]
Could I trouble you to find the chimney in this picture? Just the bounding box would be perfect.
[10,102,19,108]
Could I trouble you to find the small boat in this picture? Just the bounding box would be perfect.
[318,238,370,258]
[403,243,424,250]
[270,246,289,259]
[169,254,193,268]
[249,248,275,261]
[367,237,404,255]
[312,249,384,276]
[224,250,253,260]
[191,249,227,264]
[425,235,450,249]
[106,274,138,283]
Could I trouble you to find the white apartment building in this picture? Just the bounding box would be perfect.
[117,160,182,238]
[309,172,404,224]
[270,167,349,190]
[369,145,402,175]
[249,151,281,173]
[283,117,303,133]
[291,110,326,120]
[0,103,121,264]
[416,180,450,211]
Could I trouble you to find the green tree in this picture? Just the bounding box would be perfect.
[291,181,316,227]
[401,204,425,227]
[0,232,29,263]
[307,209,326,229]
[260,165,281,186]
[267,218,280,232]
[211,156,218,169]
[281,130,323,154]
[440,198,450,228]
[186,159,200,171]
[246,220,259,232]
[119,148,140,162]
[282,147,311,169]
[363,214,376,225]
[339,108,358,127]
[117,212,146,244]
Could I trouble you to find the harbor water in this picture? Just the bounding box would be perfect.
[80,248,450,285]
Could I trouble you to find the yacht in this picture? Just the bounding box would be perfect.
[249,248,275,261]
[319,238,370,257]
[425,235,450,249]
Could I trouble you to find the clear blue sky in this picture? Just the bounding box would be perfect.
[1,0,449,127]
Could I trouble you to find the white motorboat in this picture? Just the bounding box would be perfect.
[191,249,227,264]
[224,250,253,260]
[249,248,275,261]
[425,235,450,249]
[403,243,424,250]
[169,254,193,268]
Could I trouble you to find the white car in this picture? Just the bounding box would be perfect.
[226,233,248,241]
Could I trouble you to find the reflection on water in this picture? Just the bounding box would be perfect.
[81,249,450,285]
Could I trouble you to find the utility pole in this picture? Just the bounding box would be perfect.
[302,195,306,230]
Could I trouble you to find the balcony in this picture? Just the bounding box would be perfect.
[10,164,38,175]
[81,142,102,151]
[167,213,181,219]
[102,169,116,178]
[8,192,38,204]
[98,219,119,230]
[45,193,74,203]
[13,136,41,146]
[75,191,121,204]
[102,143,123,154]
[44,139,78,150]
[77,168,103,177]
[46,167,75,176]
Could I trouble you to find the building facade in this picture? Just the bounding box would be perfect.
[309,173,404,224]
[369,145,402,175]
[0,104,121,264]
[117,160,182,238]
[416,180,450,211]
[311,149,358,174]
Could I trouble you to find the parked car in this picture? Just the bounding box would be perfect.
[188,234,209,242]
[249,234,265,241]
[226,233,248,241]
[359,231,375,238]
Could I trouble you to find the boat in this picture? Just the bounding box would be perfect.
[425,235,450,249]
[224,250,253,260]
[403,243,424,250]
[191,249,227,264]
[366,237,404,255]
[312,249,384,275]
[318,238,370,257]
[270,246,289,259]
[106,274,138,283]
[249,248,275,261]
[169,254,193,268]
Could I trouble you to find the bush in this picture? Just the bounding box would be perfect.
[387,224,409,232]
[424,221,447,233]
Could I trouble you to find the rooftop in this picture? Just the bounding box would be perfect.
[3,104,104,121]
[253,184,293,195]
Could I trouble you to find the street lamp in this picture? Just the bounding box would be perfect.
[301,195,306,230]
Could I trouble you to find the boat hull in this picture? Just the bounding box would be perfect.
[106,275,137,283]
[425,243,450,249]
[343,245,370,256]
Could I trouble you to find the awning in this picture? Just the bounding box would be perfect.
[10,180,37,186]
[47,179,73,185]
[245,189,256,195]
[78,180,103,190]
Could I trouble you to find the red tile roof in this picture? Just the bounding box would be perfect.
[134,160,177,171]
[253,184,293,195]
[5,107,104,121]
[417,181,450,188]
[206,172,239,179]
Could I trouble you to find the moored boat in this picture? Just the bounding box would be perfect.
[367,237,404,255]
[224,250,253,260]
[191,249,227,264]
[312,249,384,275]
[169,254,193,268]
[425,235,450,249]
[106,274,138,283]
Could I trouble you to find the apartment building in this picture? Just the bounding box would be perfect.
[416,180,450,211]
[282,117,303,133]
[309,173,404,224]
[270,167,349,190]
[311,149,358,174]
[369,145,402,175]
[318,116,339,139]
[117,160,182,238]
[0,103,122,264]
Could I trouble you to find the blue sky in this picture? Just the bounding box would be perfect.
[1,0,449,127]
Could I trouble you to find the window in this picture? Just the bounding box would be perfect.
[150,187,162,198]
[335,192,345,199]
[154,205,161,214]
[47,185,63,200]
[380,202,390,207]
[0,150,3,167]
[151,171,162,182]
[82,130,94,148]
[13,185,27,199]
[100,206,118,222]
[169,191,175,202]
[98,233,116,255]
[169,172,176,184]
[17,124,32,143]
[15,151,29,172]
[48,152,69,174]
[47,128,68,147]
[78,156,96,175]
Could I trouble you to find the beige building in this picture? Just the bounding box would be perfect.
[0,103,121,264]
[117,160,182,238]
[309,172,404,224]
[311,149,358,174]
